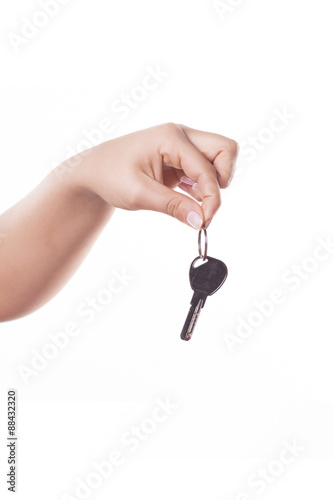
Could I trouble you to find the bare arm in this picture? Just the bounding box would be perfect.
[0,172,113,321]
[0,123,238,321]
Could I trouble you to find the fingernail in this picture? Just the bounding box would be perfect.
[179,182,190,193]
[204,218,212,229]
[181,175,195,186]
[187,211,203,230]
[192,183,199,190]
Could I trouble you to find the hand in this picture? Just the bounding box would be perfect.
[0,123,238,320]
[68,123,238,229]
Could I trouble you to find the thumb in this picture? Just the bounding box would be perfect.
[139,176,204,229]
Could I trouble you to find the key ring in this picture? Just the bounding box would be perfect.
[198,228,208,260]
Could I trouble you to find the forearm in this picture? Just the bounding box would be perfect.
[0,161,113,322]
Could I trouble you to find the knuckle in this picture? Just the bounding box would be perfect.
[208,189,221,208]
[202,182,221,207]
[212,185,222,207]
[163,122,181,135]
[158,123,184,160]
[225,139,239,158]
[165,196,183,218]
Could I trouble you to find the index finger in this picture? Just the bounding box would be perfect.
[158,124,221,225]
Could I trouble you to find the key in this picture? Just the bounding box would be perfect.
[180,256,228,341]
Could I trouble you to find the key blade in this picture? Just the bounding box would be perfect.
[180,298,204,341]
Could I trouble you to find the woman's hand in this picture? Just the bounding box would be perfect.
[66,123,238,229]
[0,123,237,321]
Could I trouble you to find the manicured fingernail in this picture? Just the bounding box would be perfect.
[181,175,195,186]
[179,182,190,193]
[187,211,203,230]
[192,183,199,190]
[204,218,212,229]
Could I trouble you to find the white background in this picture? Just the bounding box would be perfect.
[1,0,333,498]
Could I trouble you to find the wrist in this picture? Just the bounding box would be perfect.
[52,151,111,210]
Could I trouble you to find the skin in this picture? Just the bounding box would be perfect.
[0,123,238,322]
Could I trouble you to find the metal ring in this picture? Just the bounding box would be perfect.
[198,228,208,260]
